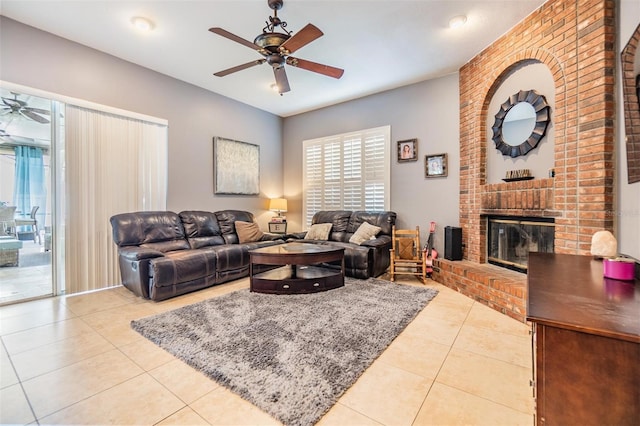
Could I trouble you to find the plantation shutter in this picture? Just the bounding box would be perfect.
[302,125,390,228]
[363,130,387,211]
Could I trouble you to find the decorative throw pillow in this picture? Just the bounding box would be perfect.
[349,221,381,245]
[235,221,264,243]
[304,223,333,240]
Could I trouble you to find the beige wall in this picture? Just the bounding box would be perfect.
[2,7,637,259]
[485,62,556,184]
[283,74,460,255]
[0,17,284,228]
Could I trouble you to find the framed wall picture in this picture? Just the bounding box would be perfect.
[425,153,448,178]
[397,139,418,162]
[213,137,260,195]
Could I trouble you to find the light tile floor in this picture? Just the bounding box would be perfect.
[0,240,52,305]
[0,276,535,425]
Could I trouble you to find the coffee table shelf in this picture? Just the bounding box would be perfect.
[251,265,343,294]
[249,243,345,294]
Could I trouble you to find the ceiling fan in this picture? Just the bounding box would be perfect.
[0,92,50,124]
[209,0,344,95]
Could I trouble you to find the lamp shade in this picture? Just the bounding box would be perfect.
[269,198,288,212]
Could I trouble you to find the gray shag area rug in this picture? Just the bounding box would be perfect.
[131,277,438,426]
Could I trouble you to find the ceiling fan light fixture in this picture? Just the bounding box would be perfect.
[209,0,343,94]
[131,16,154,32]
[449,15,467,29]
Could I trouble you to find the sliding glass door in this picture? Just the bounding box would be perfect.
[0,88,59,304]
[0,81,167,305]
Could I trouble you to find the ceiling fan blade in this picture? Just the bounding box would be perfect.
[2,97,23,108]
[209,27,265,53]
[20,109,50,124]
[279,23,323,55]
[274,66,291,94]
[25,107,50,115]
[286,57,344,79]
[214,59,266,77]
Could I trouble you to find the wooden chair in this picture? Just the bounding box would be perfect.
[389,225,426,283]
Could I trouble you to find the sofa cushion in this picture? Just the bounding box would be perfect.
[215,210,257,244]
[304,223,332,240]
[236,221,264,243]
[311,211,352,242]
[347,211,396,236]
[206,244,249,272]
[110,211,190,252]
[349,221,381,245]
[149,249,217,287]
[179,211,225,249]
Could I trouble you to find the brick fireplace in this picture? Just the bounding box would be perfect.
[433,0,616,322]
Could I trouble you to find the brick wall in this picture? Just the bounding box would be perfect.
[433,259,527,322]
[460,0,615,262]
[435,0,617,321]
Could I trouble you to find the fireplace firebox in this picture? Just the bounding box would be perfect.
[487,216,555,272]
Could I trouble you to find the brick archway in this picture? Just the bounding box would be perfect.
[459,0,615,264]
[438,0,616,322]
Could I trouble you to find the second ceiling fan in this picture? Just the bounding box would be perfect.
[209,0,344,94]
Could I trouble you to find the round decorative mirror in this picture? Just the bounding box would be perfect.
[492,89,550,158]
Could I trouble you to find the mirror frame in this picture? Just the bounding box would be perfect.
[492,89,550,158]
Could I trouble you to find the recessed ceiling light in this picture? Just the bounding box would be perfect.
[449,15,467,29]
[270,83,280,92]
[131,16,154,32]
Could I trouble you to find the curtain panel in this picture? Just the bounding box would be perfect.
[64,106,167,295]
[12,145,46,224]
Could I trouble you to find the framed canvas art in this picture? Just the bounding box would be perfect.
[214,137,260,195]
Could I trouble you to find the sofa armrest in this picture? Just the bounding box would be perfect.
[261,233,286,241]
[119,246,165,261]
[287,232,307,240]
[116,247,164,299]
[359,235,392,249]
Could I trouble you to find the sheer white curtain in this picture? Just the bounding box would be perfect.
[64,106,167,294]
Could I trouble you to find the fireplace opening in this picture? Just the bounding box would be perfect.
[487,216,555,272]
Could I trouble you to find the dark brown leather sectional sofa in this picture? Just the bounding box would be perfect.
[291,210,397,279]
[110,210,283,301]
[110,209,396,301]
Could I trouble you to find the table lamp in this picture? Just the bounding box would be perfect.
[269,198,288,220]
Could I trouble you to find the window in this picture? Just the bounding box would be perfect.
[302,125,390,227]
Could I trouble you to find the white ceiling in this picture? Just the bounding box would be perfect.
[1,0,547,117]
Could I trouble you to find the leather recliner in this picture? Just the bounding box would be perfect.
[290,210,397,279]
[110,210,282,301]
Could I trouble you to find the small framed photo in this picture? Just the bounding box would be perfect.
[397,139,418,162]
[425,153,448,178]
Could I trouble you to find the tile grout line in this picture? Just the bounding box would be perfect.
[410,299,474,426]
[1,336,39,425]
[417,299,535,419]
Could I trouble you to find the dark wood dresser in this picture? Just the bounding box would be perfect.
[527,253,640,425]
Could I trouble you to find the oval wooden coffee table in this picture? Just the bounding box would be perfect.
[249,243,345,294]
